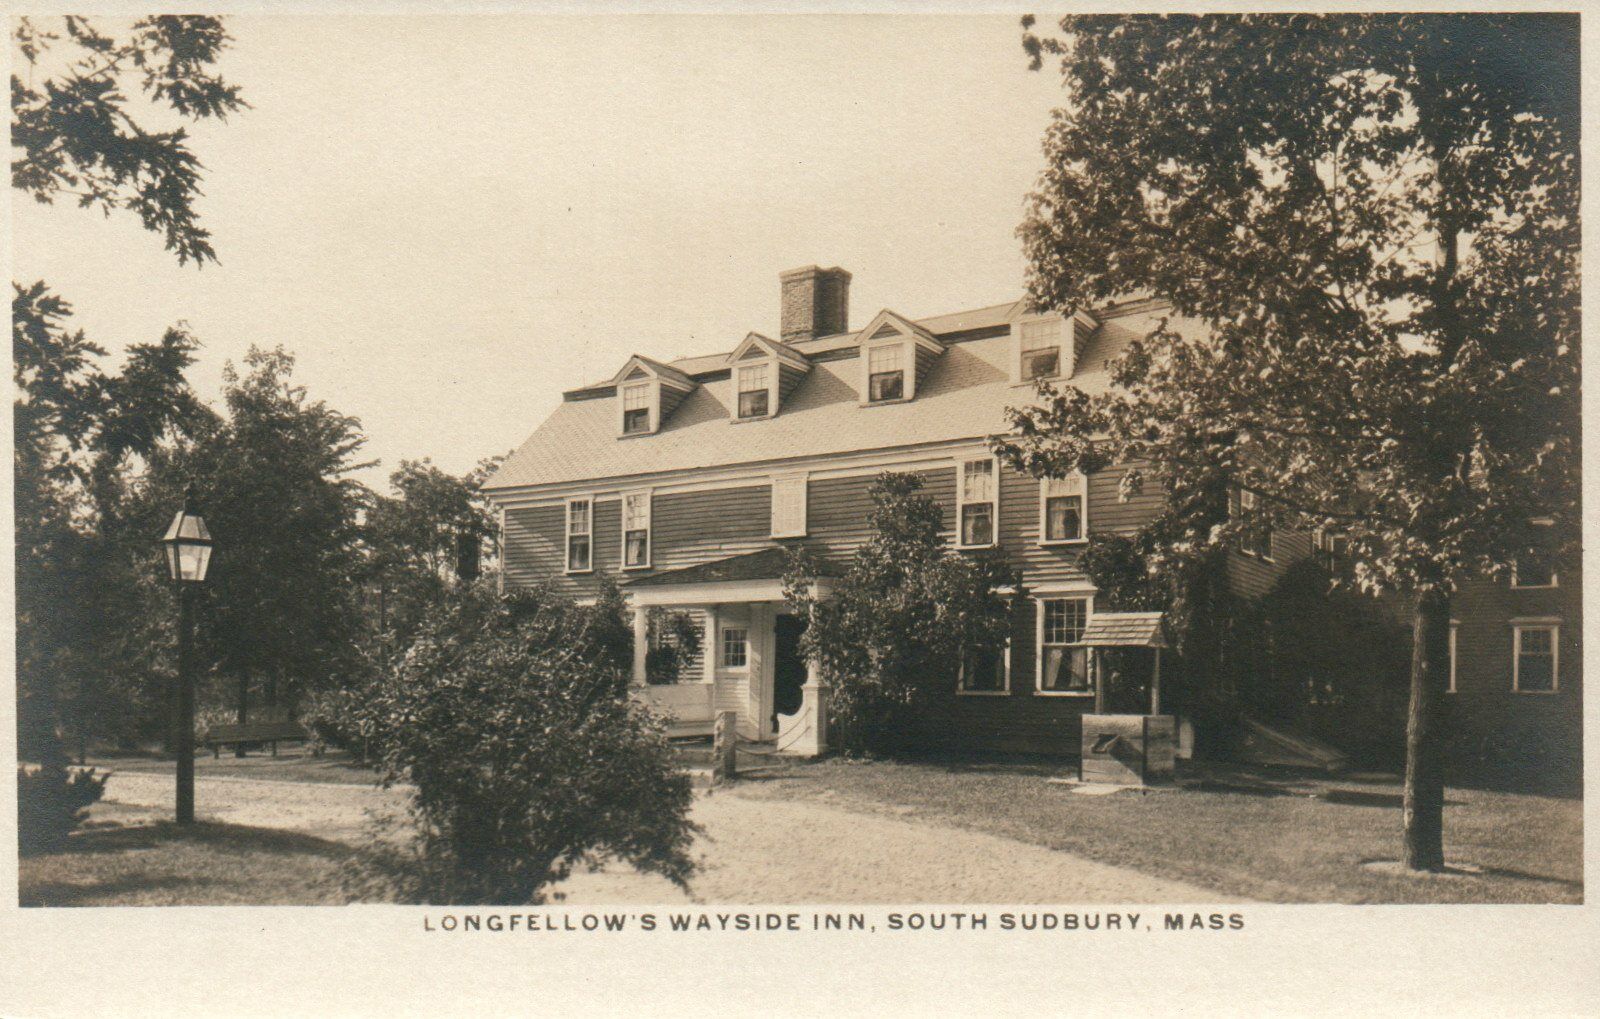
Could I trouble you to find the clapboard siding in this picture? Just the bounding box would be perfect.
[804,467,957,562]
[1441,565,1583,777]
[1224,531,1313,600]
[503,498,621,598]
[1001,462,1165,588]
[649,485,772,574]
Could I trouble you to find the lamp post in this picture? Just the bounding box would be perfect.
[161,487,213,824]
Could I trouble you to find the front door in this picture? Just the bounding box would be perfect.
[772,614,808,732]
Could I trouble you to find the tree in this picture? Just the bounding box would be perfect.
[12,15,246,265]
[784,473,1015,756]
[999,14,1578,869]
[361,458,499,647]
[12,282,208,759]
[139,347,373,720]
[348,582,696,904]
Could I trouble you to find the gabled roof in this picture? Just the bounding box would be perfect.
[483,299,1183,493]
[610,354,695,391]
[624,547,839,587]
[726,332,810,370]
[1077,611,1167,648]
[854,309,943,352]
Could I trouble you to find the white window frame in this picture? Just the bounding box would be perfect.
[720,626,750,671]
[619,380,655,436]
[735,361,774,420]
[958,630,1011,697]
[564,495,594,574]
[1511,620,1560,694]
[1034,594,1095,697]
[1038,473,1088,545]
[863,340,911,405]
[1237,488,1274,561]
[956,456,1000,549]
[1014,314,1065,384]
[621,489,652,570]
[1511,520,1559,588]
[770,472,808,538]
[1448,620,1459,694]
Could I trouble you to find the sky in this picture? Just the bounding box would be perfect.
[12,14,1066,490]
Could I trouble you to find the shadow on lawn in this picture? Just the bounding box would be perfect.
[36,819,353,860]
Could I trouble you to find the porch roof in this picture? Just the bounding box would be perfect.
[623,547,839,589]
[1078,611,1167,648]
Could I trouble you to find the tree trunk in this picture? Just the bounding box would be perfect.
[236,672,250,757]
[1403,586,1452,871]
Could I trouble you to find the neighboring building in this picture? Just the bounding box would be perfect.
[482,265,1581,768]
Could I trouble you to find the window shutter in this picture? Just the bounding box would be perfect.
[771,474,808,537]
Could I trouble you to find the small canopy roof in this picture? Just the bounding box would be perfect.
[624,547,840,588]
[1077,611,1167,649]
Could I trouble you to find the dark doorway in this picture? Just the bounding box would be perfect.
[773,614,808,731]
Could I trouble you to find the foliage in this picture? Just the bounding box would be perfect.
[361,457,500,648]
[347,582,696,904]
[999,12,1578,869]
[17,764,108,856]
[785,472,1015,756]
[12,282,208,760]
[645,608,703,685]
[136,346,373,714]
[12,15,247,265]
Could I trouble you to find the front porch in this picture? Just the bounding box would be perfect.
[624,548,837,755]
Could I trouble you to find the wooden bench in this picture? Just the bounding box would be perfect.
[204,720,313,758]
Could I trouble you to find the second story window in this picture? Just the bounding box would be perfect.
[622,490,651,569]
[1040,473,1086,544]
[1237,489,1273,559]
[621,382,652,435]
[867,344,905,403]
[1019,318,1062,380]
[958,458,998,548]
[1513,520,1558,588]
[565,497,592,573]
[737,364,770,419]
[771,473,808,538]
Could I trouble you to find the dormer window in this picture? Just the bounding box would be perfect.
[868,344,905,403]
[622,383,652,434]
[1020,318,1062,380]
[737,363,771,419]
[611,355,696,437]
[1010,309,1097,385]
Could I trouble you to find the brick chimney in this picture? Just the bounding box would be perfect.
[780,265,851,344]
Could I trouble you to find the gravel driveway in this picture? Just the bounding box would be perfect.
[100,769,1231,904]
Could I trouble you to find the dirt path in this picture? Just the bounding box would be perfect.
[100,770,1233,904]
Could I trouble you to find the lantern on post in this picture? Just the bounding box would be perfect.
[161,487,212,824]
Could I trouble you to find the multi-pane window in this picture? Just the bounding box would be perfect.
[737,364,771,419]
[771,473,807,538]
[1039,597,1091,693]
[1040,474,1086,543]
[565,498,592,573]
[721,627,749,669]
[1513,522,1558,587]
[1513,624,1558,693]
[1237,489,1272,559]
[621,383,652,435]
[623,490,651,568]
[867,344,905,403]
[959,641,1008,694]
[958,459,997,547]
[1019,318,1062,380]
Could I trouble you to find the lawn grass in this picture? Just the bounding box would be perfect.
[732,757,1584,904]
[19,803,349,907]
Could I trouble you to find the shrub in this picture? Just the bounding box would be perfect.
[645,608,702,684]
[17,764,108,856]
[785,472,1015,756]
[348,581,696,904]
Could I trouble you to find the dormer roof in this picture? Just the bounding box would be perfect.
[726,332,811,371]
[611,354,696,392]
[854,309,944,354]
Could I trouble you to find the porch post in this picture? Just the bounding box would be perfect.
[632,603,649,687]
[791,656,828,757]
[1092,648,1105,715]
[1151,647,1162,716]
[703,605,719,685]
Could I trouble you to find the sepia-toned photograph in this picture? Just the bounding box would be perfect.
[7,2,1586,949]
